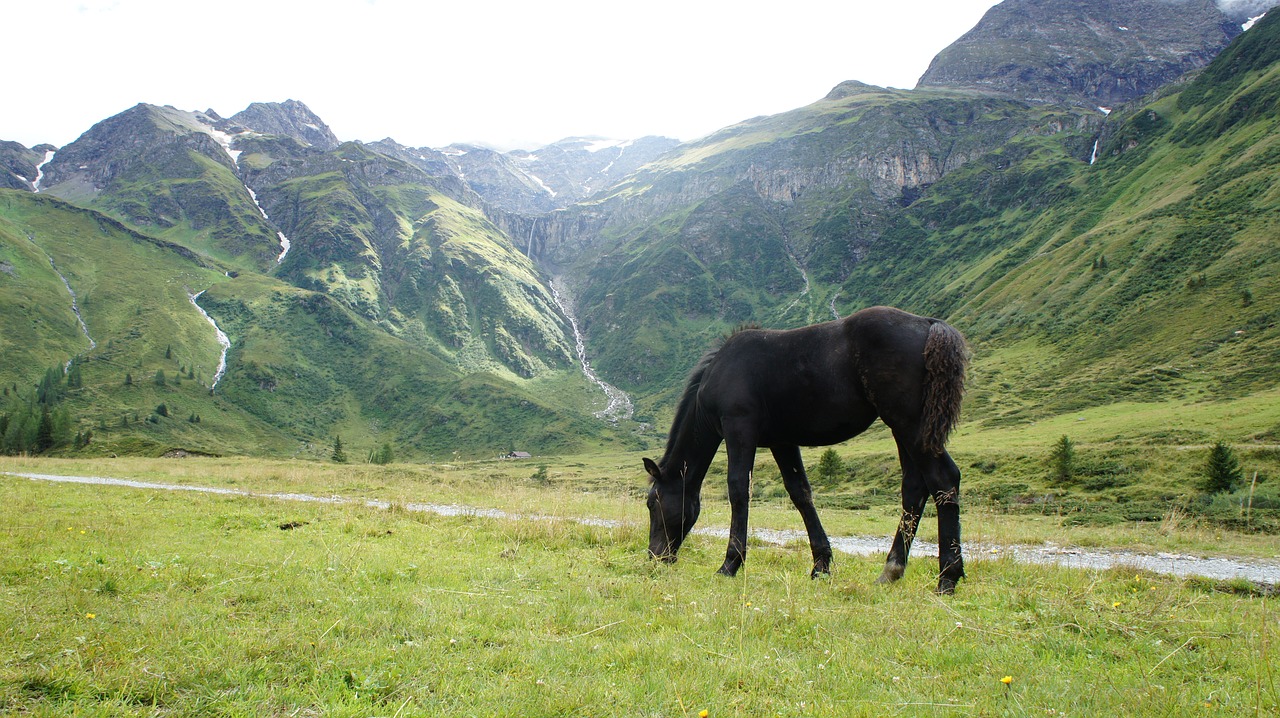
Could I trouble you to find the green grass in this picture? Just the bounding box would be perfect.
[1,464,1276,716]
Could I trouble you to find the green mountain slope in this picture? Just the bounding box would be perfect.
[38,104,284,273]
[538,13,1279,435]
[0,191,613,458]
[555,83,1097,402]
[244,141,574,378]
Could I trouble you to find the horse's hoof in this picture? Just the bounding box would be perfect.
[936,577,959,595]
[876,562,905,585]
[716,563,740,577]
[810,563,831,579]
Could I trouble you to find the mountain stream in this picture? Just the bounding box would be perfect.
[7,470,1279,587]
[200,122,292,263]
[549,279,634,423]
[188,290,231,390]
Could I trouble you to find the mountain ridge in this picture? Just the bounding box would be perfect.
[2,0,1278,459]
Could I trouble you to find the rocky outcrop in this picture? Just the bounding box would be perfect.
[503,86,1084,267]
[229,100,340,150]
[917,0,1250,107]
[0,140,51,191]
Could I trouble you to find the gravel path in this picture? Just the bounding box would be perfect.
[8,470,1280,587]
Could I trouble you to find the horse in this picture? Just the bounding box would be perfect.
[643,306,970,594]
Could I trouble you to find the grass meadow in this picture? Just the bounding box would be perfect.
[1,453,1277,717]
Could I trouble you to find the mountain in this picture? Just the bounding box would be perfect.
[521,85,1098,397]
[507,136,681,205]
[228,99,341,150]
[3,0,1278,459]
[34,103,286,272]
[917,0,1250,107]
[428,135,680,215]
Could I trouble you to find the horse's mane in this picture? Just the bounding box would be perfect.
[656,348,718,472]
[725,322,761,340]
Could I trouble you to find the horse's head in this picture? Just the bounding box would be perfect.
[643,457,701,562]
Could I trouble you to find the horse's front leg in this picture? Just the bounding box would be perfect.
[771,445,832,577]
[717,441,757,577]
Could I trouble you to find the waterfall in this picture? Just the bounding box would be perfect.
[189,290,231,390]
[44,254,95,371]
[1089,139,1100,166]
[548,279,633,423]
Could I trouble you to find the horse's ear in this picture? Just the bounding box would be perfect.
[643,458,661,481]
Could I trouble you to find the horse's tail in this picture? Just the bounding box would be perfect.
[920,319,969,456]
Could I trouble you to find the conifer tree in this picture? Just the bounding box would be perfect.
[1202,441,1243,494]
[1049,435,1075,483]
[331,435,348,463]
[154,369,166,387]
[814,448,845,484]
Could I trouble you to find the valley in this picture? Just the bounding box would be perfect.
[1,0,1277,534]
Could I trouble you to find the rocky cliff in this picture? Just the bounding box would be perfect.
[917,0,1250,107]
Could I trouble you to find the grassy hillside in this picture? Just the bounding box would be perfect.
[248,141,576,378]
[563,16,1279,440]
[840,12,1280,429]
[0,191,620,459]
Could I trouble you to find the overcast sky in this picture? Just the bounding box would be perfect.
[8,1,1011,151]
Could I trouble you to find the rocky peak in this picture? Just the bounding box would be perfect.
[36,103,235,198]
[229,99,340,150]
[916,0,1258,107]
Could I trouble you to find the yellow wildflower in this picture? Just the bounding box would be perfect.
[699,711,709,718]
[85,613,96,619]
[1000,676,1012,685]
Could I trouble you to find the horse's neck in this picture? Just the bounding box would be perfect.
[662,406,720,489]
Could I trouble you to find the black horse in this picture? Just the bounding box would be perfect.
[643,306,970,594]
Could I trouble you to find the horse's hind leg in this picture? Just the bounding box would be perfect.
[771,445,833,577]
[877,441,927,585]
[926,450,965,594]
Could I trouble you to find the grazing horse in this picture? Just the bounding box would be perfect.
[643,306,970,594]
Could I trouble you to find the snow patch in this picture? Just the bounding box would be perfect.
[1090,139,1100,165]
[526,172,557,197]
[1243,12,1266,30]
[1096,106,1112,115]
[32,149,55,192]
[584,138,632,153]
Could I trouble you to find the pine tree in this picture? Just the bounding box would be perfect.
[370,442,394,465]
[814,448,845,484]
[1202,441,1243,494]
[124,372,133,386]
[331,435,348,463]
[35,407,54,453]
[154,369,166,387]
[1049,435,1075,484]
